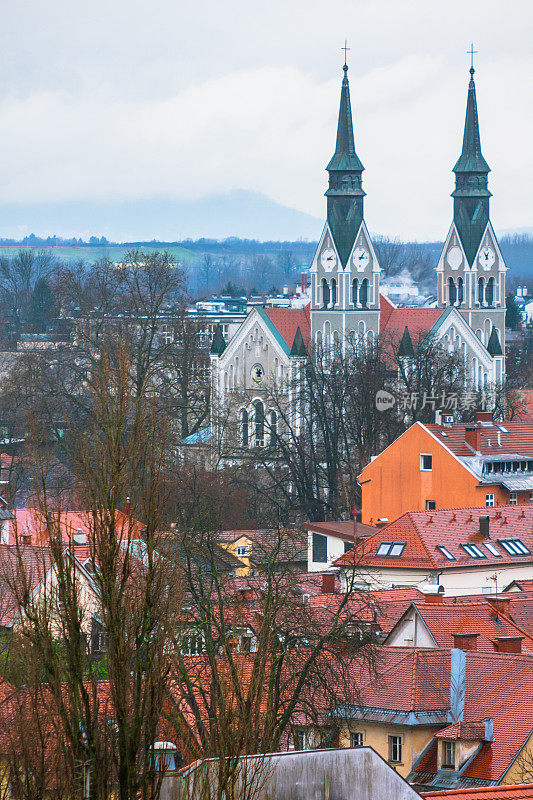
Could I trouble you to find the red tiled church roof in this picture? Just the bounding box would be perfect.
[264,304,311,350]
[379,294,444,341]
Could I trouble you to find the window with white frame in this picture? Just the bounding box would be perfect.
[460,543,487,559]
[486,494,495,507]
[498,538,531,556]
[376,542,406,557]
[350,731,364,747]
[180,632,205,656]
[237,544,250,557]
[509,492,517,505]
[294,729,311,751]
[388,735,402,763]
[420,453,433,471]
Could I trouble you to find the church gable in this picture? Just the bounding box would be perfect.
[437,223,469,274]
[472,222,506,275]
[310,223,342,277]
[345,220,380,276]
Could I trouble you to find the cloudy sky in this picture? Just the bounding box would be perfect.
[0,0,531,240]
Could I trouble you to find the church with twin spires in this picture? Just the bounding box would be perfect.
[210,58,506,447]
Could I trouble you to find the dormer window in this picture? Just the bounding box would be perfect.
[442,741,455,770]
[376,542,405,557]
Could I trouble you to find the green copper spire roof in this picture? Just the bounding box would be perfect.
[326,65,364,174]
[487,326,503,356]
[452,66,492,266]
[210,324,226,355]
[398,326,415,358]
[290,326,307,357]
[453,68,490,175]
[325,64,365,267]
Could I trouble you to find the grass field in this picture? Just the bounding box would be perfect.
[0,243,200,265]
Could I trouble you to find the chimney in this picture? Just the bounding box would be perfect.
[476,411,493,423]
[321,574,336,594]
[435,409,442,425]
[479,516,490,538]
[73,529,87,546]
[425,593,444,604]
[494,635,523,653]
[465,424,482,453]
[21,533,32,546]
[123,496,131,516]
[490,597,511,618]
[452,632,479,651]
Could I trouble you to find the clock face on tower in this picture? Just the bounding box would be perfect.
[478,246,496,270]
[446,246,463,269]
[353,246,370,271]
[321,248,337,272]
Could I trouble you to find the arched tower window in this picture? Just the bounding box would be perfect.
[448,277,457,306]
[478,277,485,306]
[486,277,494,307]
[253,400,265,446]
[321,279,330,308]
[241,409,249,448]
[360,279,368,308]
[331,278,337,306]
[458,277,464,306]
[269,410,277,445]
[352,278,359,306]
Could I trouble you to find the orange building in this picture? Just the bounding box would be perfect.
[358,414,533,525]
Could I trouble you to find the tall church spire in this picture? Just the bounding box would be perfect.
[325,63,365,267]
[452,65,491,265]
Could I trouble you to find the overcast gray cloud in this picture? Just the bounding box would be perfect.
[0,0,531,239]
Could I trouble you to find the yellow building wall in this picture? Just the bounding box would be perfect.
[219,536,251,577]
[339,720,440,779]
[500,727,533,785]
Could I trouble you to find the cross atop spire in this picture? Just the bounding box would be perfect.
[342,39,350,68]
[468,43,477,73]
[453,59,490,177]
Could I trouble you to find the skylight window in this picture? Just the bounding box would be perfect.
[460,543,487,559]
[440,431,448,437]
[376,542,406,557]
[498,425,509,433]
[483,542,502,557]
[498,538,531,556]
[437,545,455,561]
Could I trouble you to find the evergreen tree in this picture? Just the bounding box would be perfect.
[506,292,522,330]
[29,278,56,332]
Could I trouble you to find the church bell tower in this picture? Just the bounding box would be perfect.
[436,60,506,364]
[310,60,381,350]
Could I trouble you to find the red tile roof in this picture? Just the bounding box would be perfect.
[264,304,311,351]
[11,508,143,546]
[379,294,444,341]
[425,421,533,458]
[435,721,489,740]
[334,504,533,570]
[305,520,377,541]
[423,786,533,799]
[387,600,533,653]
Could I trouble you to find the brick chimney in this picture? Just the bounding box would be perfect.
[493,636,523,653]
[465,425,482,452]
[479,516,490,538]
[321,574,336,594]
[489,597,511,618]
[476,411,493,423]
[424,593,444,604]
[452,632,479,651]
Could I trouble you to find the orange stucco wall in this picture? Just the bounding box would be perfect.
[359,423,515,525]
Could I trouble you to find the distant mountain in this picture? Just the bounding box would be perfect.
[0,191,323,243]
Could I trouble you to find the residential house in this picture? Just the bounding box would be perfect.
[305,520,376,572]
[217,528,308,576]
[422,785,533,799]
[384,597,533,652]
[358,415,533,525]
[334,505,533,595]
